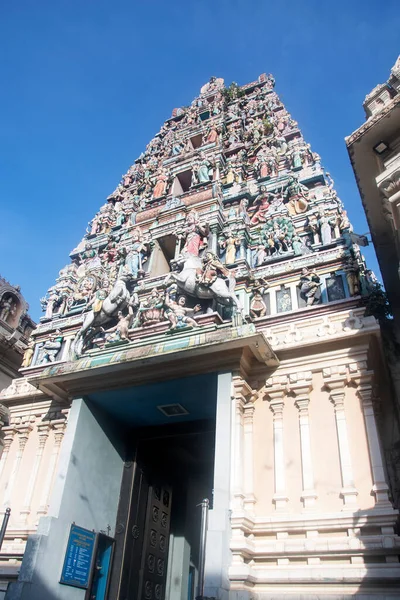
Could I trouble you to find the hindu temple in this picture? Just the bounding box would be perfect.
[1,74,400,599]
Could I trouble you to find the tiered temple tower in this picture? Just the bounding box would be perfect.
[1,74,400,599]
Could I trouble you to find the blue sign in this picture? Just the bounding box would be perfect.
[60,524,96,589]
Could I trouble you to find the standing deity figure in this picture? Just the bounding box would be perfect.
[250,285,268,319]
[43,289,60,320]
[38,331,63,364]
[344,256,361,296]
[153,169,168,199]
[177,212,209,257]
[298,268,321,306]
[219,231,240,265]
[196,154,212,184]
[317,210,336,246]
[123,228,149,279]
[0,295,17,323]
[204,126,219,145]
[250,187,272,225]
[21,341,35,368]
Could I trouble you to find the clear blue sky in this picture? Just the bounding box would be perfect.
[1,1,398,322]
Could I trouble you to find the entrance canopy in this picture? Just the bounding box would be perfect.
[27,324,279,401]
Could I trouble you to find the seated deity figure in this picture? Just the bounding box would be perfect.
[285,176,309,215]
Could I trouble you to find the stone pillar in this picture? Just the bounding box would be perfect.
[204,372,232,600]
[290,374,317,509]
[265,382,288,510]
[3,424,32,509]
[324,376,358,507]
[355,374,392,507]
[20,422,51,524]
[36,420,66,520]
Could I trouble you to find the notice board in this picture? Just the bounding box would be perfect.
[60,524,96,589]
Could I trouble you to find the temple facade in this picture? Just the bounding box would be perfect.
[1,74,400,599]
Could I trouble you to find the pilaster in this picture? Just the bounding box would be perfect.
[3,423,33,509]
[323,372,358,508]
[20,422,51,524]
[37,419,66,519]
[288,372,317,509]
[264,377,289,510]
[352,371,392,508]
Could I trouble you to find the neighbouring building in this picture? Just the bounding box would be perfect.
[346,56,400,319]
[1,74,400,599]
[0,277,35,392]
[346,55,400,512]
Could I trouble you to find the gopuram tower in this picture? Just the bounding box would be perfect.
[2,74,400,599]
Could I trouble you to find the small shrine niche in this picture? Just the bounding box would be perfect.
[276,286,292,313]
[150,236,176,277]
[0,292,21,327]
[326,273,346,302]
[171,170,192,195]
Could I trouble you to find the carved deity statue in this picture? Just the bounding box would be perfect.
[0,295,17,323]
[298,268,321,306]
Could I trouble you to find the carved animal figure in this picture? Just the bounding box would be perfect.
[165,254,242,315]
[74,273,133,355]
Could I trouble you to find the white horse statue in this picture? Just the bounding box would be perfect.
[73,273,133,356]
[165,253,242,314]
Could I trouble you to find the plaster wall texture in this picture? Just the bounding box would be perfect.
[5,397,125,600]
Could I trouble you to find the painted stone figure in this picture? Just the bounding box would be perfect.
[219,231,240,265]
[21,341,34,368]
[177,212,209,258]
[250,187,271,224]
[38,331,63,364]
[122,228,149,279]
[250,285,268,319]
[104,311,132,342]
[298,268,321,306]
[196,154,212,184]
[164,292,201,330]
[317,210,336,246]
[153,170,168,199]
[0,295,17,323]
[285,176,309,215]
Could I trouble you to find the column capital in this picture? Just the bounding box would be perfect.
[16,424,33,451]
[52,419,67,447]
[232,375,253,401]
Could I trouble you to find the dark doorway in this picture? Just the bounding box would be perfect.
[113,420,215,600]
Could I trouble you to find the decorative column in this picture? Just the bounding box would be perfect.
[209,225,219,255]
[243,396,257,513]
[37,419,66,519]
[20,422,51,524]
[289,373,317,509]
[0,426,16,483]
[3,424,32,509]
[231,377,247,511]
[354,373,392,507]
[324,374,358,507]
[265,381,289,510]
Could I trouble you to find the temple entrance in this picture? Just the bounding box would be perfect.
[114,420,216,600]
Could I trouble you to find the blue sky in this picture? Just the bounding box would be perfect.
[1,0,398,322]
